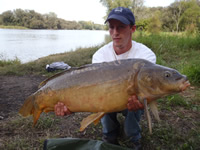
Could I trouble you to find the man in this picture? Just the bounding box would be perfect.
[55,7,156,149]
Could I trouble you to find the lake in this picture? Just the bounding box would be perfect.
[0,29,109,63]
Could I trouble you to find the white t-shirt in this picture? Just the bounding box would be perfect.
[92,41,156,64]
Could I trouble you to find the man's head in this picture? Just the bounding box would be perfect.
[105,7,136,53]
[105,7,135,26]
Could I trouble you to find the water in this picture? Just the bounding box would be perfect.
[0,29,108,63]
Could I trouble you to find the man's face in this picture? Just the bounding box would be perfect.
[108,19,136,50]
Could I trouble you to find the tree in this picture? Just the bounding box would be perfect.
[180,3,200,32]
[0,9,110,30]
[132,0,145,19]
[0,15,3,25]
[13,9,26,26]
[29,19,45,29]
[147,11,162,33]
[168,0,185,32]
[160,7,175,32]
[136,19,149,31]
[44,12,58,29]
[1,10,14,25]
[100,0,144,20]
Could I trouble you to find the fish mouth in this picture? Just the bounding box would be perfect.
[180,80,190,91]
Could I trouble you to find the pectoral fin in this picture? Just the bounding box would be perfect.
[149,101,160,122]
[80,112,105,131]
[144,99,152,134]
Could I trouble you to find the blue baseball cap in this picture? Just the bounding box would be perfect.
[105,7,135,25]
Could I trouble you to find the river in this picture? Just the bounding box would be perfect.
[0,29,109,63]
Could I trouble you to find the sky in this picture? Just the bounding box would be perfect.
[0,0,175,24]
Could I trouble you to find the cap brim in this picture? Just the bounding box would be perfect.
[105,14,130,25]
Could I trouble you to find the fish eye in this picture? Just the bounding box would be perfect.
[165,71,171,78]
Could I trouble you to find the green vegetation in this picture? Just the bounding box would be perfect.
[101,0,200,33]
[2,114,61,149]
[0,9,105,30]
[0,25,28,29]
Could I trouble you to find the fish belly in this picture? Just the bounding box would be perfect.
[37,79,130,113]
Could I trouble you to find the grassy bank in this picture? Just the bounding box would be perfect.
[0,45,102,76]
[0,25,28,29]
[0,32,200,150]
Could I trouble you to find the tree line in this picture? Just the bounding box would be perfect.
[0,9,104,30]
[100,0,200,33]
[0,0,200,32]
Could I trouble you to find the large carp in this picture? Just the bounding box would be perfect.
[19,59,190,133]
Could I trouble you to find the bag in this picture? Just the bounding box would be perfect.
[46,61,71,72]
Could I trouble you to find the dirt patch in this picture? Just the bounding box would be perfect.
[0,75,46,119]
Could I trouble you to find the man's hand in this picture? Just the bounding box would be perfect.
[54,102,72,116]
[127,95,144,111]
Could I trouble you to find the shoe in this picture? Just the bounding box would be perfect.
[102,135,120,145]
[133,141,142,150]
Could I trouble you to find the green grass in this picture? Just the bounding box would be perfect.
[0,58,22,75]
[166,94,189,107]
[181,59,200,84]
[141,121,200,150]
[1,114,62,150]
[0,25,28,29]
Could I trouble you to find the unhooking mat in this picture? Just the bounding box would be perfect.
[43,138,132,150]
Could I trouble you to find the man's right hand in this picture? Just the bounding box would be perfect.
[54,102,72,116]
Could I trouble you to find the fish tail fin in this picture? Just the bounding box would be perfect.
[33,109,42,126]
[19,95,42,126]
[80,112,105,131]
[19,95,35,117]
